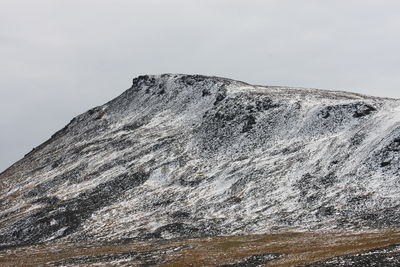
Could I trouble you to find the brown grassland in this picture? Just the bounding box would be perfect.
[1,230,400,266]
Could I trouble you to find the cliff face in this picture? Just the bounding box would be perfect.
[1,74,400,248]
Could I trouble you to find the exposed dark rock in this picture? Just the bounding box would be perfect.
[171,211,190,219]
[202,88,211,96]
[143,223,200,240]
[218,253,283,267]
[305,244,400,267]
[214,87,227,105]
[381,161,391,167]
[242,114,256,133]
[353,104,376,118]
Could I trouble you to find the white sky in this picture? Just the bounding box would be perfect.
[1,0,400,171]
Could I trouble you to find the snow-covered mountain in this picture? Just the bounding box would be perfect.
[1,74,400,248]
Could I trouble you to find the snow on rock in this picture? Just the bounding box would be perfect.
[1,74,400,247]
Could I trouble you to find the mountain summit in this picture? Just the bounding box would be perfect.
[1,74,400,249]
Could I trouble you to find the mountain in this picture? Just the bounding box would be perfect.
[1,74,400,265]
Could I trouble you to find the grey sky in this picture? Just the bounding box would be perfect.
[1,0,400,171]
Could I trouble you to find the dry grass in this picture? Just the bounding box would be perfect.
[1,230,400,266]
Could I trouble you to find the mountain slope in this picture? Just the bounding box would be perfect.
[1,74,400,249]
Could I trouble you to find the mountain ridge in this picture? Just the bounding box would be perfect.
[1,74,400,251]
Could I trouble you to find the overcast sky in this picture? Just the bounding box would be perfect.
[1,0,400,171]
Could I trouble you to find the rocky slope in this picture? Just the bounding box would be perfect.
[1,74,400,251]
